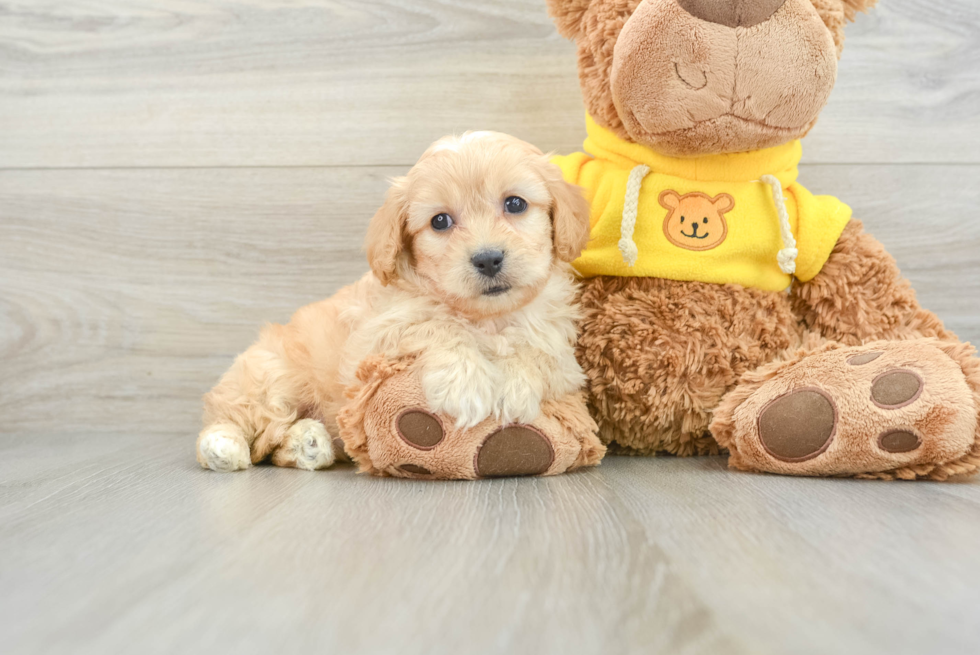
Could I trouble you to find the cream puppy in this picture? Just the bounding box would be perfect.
[197,132,591,472]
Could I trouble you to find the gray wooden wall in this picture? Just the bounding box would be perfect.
[1,0,978,438]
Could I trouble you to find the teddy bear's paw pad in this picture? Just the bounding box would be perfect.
[759,388,837,462]
[727,341,978,477]
[396,409,445,450]
[475,426,555,478]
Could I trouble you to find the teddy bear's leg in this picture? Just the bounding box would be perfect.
[790,220,957,345]
[576,275,802,456]
[337,363,604,480]
[711,339,980,479]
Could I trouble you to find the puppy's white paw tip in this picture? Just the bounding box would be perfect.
[198,429,251,472]
[286,419,336,471]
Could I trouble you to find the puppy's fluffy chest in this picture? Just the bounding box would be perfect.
[337,270,581,386]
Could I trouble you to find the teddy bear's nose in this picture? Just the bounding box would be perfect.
[677,0,787,28]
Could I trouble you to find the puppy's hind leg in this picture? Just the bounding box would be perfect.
[269,419,338,471]
[197,423,251,472]
[197,420,338,472]
[197,326,338,472]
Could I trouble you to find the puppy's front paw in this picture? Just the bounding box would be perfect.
[496,375,544,425]
[197,425,251,472]
[422,363,498,429]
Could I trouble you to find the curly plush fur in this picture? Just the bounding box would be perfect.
[577,276,802,456]
[790,221,956,345]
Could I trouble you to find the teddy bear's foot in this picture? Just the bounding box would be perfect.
[712,339,980,480]
[337,358,605,480]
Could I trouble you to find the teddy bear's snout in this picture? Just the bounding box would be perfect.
[677,0,787,28]
[608,0,838,156]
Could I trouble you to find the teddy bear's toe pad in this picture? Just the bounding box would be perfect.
[475,426,555,478]
[871,370,923,408]
[396,410,445,449]
[878,429,921,454]
[759,388,836,462]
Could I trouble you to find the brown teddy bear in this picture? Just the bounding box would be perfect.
[546,0,980,479]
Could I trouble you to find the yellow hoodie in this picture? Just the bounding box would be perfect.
[553,116,852,292]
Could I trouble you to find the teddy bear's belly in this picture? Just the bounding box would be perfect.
[576,276,802,455]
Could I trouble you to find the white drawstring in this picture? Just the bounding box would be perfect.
[761,174,798,275]
[619,164,650,267]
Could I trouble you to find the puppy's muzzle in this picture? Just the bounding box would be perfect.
[471,250,505,279]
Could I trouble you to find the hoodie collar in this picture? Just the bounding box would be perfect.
[583,115,802,187]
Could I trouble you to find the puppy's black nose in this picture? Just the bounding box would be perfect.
[471,250,505,278]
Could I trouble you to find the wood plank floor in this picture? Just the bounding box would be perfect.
[2,1,980,653]
[2,433,978,655]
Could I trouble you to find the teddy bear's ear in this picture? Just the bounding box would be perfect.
[810,0,879,56]
[659,190,681,210]
[546,0,593,39]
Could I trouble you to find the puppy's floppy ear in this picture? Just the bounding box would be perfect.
[810,0,878,56]
[546,0,593,39]
[365,177,409,286]
[542,161,592,263]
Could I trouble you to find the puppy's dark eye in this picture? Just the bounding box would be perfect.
[703,217,709,224]
[431,213,454,232]
[504,196,528,214]
[680,216,685,224]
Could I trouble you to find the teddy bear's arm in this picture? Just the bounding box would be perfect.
[789,220,957,346]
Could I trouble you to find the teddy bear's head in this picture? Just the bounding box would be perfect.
[547,0,877,157]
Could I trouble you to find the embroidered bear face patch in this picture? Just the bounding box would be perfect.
[659,190,734,252]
